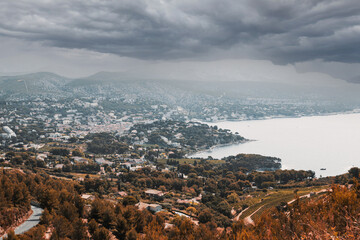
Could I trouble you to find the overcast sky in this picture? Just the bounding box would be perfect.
[1,0,360,83]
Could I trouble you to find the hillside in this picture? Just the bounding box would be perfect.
[1,71,359,104]
[2,71,360,122]
[233,183,360,239]
[0,72,71,98]
[1,166,359,239]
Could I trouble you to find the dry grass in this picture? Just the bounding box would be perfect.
[239,185,329,222]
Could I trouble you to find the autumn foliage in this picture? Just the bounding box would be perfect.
[2,167,360,239]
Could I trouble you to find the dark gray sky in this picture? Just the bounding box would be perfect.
[1,0,360,82]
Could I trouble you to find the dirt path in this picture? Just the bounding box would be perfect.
[288,188,329,205]
[243,206,263,226]
[233,206,249,221]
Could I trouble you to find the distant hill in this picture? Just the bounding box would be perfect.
[2,71,360,111]
[0,72,71,98]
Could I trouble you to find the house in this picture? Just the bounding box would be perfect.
[36,153,48,161]
[176,198,200,205]
[130,165,143,171]
[148,204,162,213]
[120,162,132,170]
[164,223,174,229]
[136,202,150,211]
[135,202,162,213]
[95,158,114,166]
[81,194,95,201]
[73,157,89,164]
[145,189,164,197]
[116,191,128,197]
[55,164,64,169]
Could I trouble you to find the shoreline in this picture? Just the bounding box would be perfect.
[190,111,360,178]
[196,109,360,125]
[186,139,251,158]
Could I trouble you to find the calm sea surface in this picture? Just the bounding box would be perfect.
[191,113,360,177]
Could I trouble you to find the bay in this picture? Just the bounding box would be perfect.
[191,113,360,177]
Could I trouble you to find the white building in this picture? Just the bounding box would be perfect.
[3,126,16,138]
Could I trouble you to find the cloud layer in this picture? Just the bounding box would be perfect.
[1,0,360,63]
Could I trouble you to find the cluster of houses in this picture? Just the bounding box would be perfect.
[81,187,202,221]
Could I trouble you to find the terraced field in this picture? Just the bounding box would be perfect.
[239,185,329,223]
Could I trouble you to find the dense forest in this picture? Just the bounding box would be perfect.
[0,169,31,237]
[1,167,360,239]
[221,154,282,172]
[86,133,129,155]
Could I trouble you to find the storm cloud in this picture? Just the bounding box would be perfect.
[1,0,360,63]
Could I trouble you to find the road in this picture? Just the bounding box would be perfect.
[0,205,43,239]
[233,206,249,221]
[242,188,330,226]
[243,206,263,226]
[287,189,329,205]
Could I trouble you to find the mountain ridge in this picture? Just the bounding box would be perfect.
[1,71,360,111]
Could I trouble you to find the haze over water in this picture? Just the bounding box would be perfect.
[191,113,360,177]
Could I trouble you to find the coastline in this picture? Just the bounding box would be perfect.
[190,111,360,177]
[188,110,360,160]
[186,139,251,158]
[196,109,360,125]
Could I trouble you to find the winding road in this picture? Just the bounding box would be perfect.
[0,205,43,239]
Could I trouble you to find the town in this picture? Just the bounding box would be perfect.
[0,96,331,239]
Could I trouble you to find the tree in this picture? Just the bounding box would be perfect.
[93,227,110,240]
[12,156,24,165]
[123,196,138,206]
[186,207,197,215]
[102,207,116,228]
[116,214,129,239]
[90,199,104,221]
[40,208,53,226]
[88,218,98,235]
[5,152,15,160]
[25,225,46,240]
[60,201,79,221]
[40,189,59,211]
[217,200,232,217]
[227,192,240,204]
[144,218,167,240]
[349,167,360,179]
[126,228,138,240]
[72,149,83,157]
[4,230,19,240]
[52,215,73,239]
[199,210,213,224]
[71,218,87,240]
[179,218,195,239]
[50,148,70,156]
[69,137,78,143]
